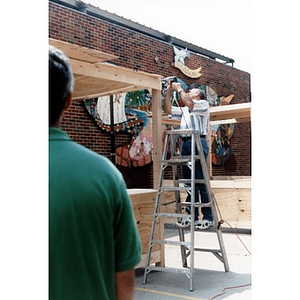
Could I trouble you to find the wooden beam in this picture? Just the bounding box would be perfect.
[70,59,162,91]
[72,85,142,100]
[162,103,251,125]
[209,102,251,122]
[210,119,237,126]
[151,89,163,189]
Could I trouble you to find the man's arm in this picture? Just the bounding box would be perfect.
[171,82,194,110]
[115,269,135,300]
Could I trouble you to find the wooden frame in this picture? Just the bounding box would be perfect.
[49,38,163,188]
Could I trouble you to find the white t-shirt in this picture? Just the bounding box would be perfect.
[171,100,209,136]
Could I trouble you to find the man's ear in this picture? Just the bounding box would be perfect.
[63,93,72,111]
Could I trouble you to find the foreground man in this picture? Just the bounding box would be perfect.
[49,45,141,300]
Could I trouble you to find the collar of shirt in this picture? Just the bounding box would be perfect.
[49,127,72,141]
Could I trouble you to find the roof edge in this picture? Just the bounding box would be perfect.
[49,0,235,65]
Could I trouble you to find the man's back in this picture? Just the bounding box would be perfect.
[49,127,141,300]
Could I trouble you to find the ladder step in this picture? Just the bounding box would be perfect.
[162,156,202,165]
[165,129,196,136]
[174,179,206,185]
[152,239,190,246]
[194,247,222,253]
[150,240,223,254]
[155,212,189,218]
[179,202,213,208]
[159,186,191,192]
[145,265,191,275]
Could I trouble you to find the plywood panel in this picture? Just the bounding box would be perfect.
[161,179,251,229]
[127,189,164,267]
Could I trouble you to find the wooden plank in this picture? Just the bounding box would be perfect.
[49,38,118,63]
[237,188,251,222]
[72,76,134,100]
[210,179,251,189]
[151,89,163,189]
[213,188,239,220]
[210,118,237,126]
[210,102,251,122]
[161,179,251,229]
[127,189,164,267]
[70,59,162,91]
[162,103,251,125]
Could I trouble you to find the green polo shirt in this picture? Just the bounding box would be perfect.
[49,127,141,300]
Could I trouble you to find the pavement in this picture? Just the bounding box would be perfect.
[134,227,251,300]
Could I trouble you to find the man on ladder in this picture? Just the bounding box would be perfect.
[164,80,213,230]
[144,79,229,291]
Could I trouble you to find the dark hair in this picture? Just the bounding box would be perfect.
[188,82,200,90]
[199,90,205,100]
[49,45,74,126]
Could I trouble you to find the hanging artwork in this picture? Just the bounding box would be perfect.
[84,94,144,134]
[172,46,202,78]
[116,112,153,168]
[84,89,155,168]
[211,123,235,166]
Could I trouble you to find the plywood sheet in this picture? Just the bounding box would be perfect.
[161,179,251,229]
[127,189,163,267]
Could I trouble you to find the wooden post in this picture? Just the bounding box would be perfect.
[150,88,165,267]
[208,123,212,178]
[151,89,163,189]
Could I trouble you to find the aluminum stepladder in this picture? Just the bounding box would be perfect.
[143,128,229,291]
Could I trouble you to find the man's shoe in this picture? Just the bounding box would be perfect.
[177,217,191,228]
[195,219,214,230]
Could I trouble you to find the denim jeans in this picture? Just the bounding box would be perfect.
[181,136,213,221]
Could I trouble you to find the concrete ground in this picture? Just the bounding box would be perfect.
[134,228,251,300]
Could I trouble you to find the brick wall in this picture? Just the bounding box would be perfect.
[49,2,251,184]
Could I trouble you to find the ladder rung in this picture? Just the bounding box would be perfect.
[162,159,190,165]
[179,202,213,208]
[175,179,207,185]
[155,212,189,218]
[194,247,222,253]
[165,129,197,136]
[162,157,202,165]
[159,186,191,192]
[152,239,190,246]
[145,265,191,274]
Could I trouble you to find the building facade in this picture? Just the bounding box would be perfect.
[49,0,251,188]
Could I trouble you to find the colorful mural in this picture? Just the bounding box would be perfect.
[211,123,235,166]
[84,89,154,167]
[84,79,235,168]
